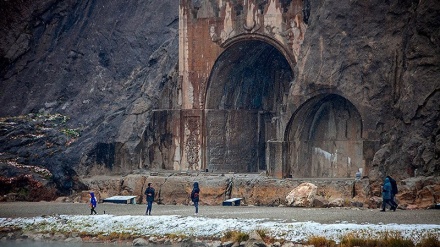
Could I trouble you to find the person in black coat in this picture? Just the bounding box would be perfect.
[144,183,155,215]
[386,175,399,210]
[190,182,200,215]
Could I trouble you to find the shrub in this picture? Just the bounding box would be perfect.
[256,228,278,244]
[221,230,249,243]
[256,228,267,239]
[61,128,80,138]
[307,236,337,247]
[416,235,440,247]
[165,233,187,240]
[78,231,93,238]
[340,232,416,247]
[341,235,379,247]
[383,232,414,247]
[385,238,414,247]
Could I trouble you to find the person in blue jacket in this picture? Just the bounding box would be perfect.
[381,177,398,212]
[89,192,97,215]
[144,183,155,215]
[386,175,399,209]
[190,182,200,215]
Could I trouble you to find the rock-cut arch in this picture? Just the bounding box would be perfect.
[286,94,363,178]
[205,39,293,173]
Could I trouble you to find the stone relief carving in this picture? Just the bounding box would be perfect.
[243,2,261,33]
[264,0,283,40]
[220,2,236,42]
[210,0,307,57]
[184,117,200,170]
[209,25,221,43]
[281,15,304,61]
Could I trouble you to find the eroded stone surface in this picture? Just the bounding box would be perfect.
[286,182,317,207]
[0,0,438,198]
[77,174,440,209]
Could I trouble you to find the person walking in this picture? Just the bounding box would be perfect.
[89,192,98,215]
[381,177,398,212]
[190,182,200,215]
[386,175,399,210]
[144,183,155,215]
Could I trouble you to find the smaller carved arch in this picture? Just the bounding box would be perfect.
[284,93,364,178]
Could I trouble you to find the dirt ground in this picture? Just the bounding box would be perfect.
[1,202,439,225]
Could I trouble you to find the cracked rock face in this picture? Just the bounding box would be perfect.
[0,0,439,197]
[0,0,179,192]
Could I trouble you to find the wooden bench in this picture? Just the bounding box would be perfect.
[222,197,242,206]
[103,196,137,204]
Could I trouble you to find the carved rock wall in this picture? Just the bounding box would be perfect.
[288,0,440,182]
[170,0,440,182]
[0,0,438,197]
[171,0,308,174]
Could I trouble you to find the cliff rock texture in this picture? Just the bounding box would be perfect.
[1,0,179,194]
[290,0,440,180]
[0,0,439,204]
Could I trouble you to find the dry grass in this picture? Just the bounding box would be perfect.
[221,230,249,243]
[255,228,281,244]
[416,235,440,247]
[311,231,438,247]
[307,236,337,247]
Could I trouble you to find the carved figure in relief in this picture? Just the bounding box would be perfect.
[265,25,276,36]
[264,0,283,38]
[336,109,349,139]
[281,15,304,60]
[243,2,261,33]
[221,2,235,42]
[184,117,200,170]
[209,25,221,43]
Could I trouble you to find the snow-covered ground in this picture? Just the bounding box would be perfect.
[1,214,439,244]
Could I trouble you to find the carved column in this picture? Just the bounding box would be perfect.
[181,110,203,171]
[266,140,287,178]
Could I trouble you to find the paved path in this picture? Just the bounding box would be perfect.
[1,202,439,225]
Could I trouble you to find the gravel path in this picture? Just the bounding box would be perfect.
[1,202,439,225]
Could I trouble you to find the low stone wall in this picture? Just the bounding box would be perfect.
[77,173,440,210]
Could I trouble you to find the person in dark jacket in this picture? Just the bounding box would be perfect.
[190,182,200,215]
[381,177,398,212]
[386,175,398,209]
[144,183,155,215]
[89,192,97,215]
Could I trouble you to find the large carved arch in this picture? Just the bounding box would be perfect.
[285,94,364,178]
[220,33,297,71]
[204,36,294,173]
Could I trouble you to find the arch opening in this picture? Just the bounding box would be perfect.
[286,94,364,178]
[205,39,293,173]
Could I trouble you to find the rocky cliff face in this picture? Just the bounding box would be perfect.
[0,0,179,194]
[0,0,439,201]
[295,0,440,205]
[289,0,440,181]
